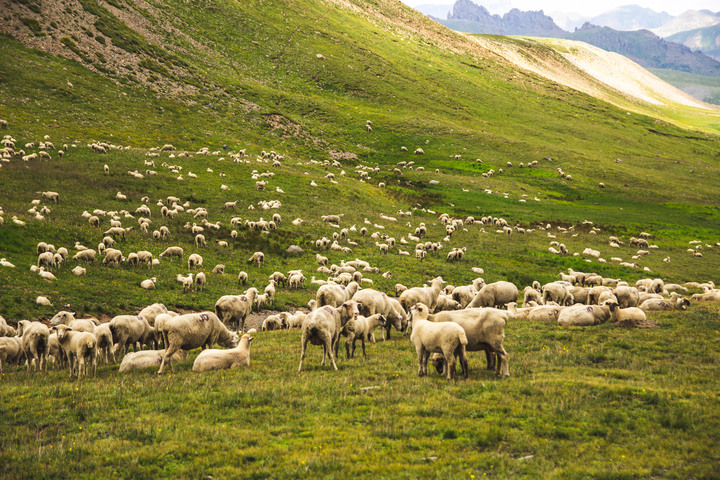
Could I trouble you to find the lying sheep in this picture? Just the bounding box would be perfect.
[192,333,254,372]
[215,288,259,333]
[298,301,360,372]
[557,304,612,327]
[639,293,690,311]
[119,349,187,372]
[51,324,97,378]
[609,303,648,326]
[140,277,157,290]
[409,304,468,381]
[17,320,50,372]
[158,312,239,374]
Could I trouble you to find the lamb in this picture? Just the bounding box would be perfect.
[215,287,259,333]
[195,272,207,291]
[17,320,50,372]
[119,349,187,372]
[467,281,518,309]
[316,281,360,308]
[158,312,239,373]
[297,301,360,372]
[316,254,329,266]
[261,314,283,331]
[348,314,387,358]
[289,273,306,289]
[192,333,254,372]
[247,251,265,267]
[409,304,468,380]
[639,293,690,311]
[557,304,612,326]
[51,324,97,378]
[399,276,444,313]
[108,314,153,358]
[188,253,203,269]
[177,273,194,292]
[159,246,183,261]
[269,271,288,287]
[522,286,543,307]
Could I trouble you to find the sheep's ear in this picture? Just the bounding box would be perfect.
[50,326,57,331]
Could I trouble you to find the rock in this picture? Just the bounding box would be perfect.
[286,245,304,254]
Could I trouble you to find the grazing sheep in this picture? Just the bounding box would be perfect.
[351,289,405,339]
[103,248,123,266]
[399,276,444,314]
[159,246,183,261]
[195,272,207,291]
[467,281,518,309]
[238,271,248,286]
[17,320,50,372]
[451,285,477,309]
[108,315,153,358]
[316,254,328,266]
[119,349,187,372]
[158,312,239,374]
[215,288,259,333]
[288,272,306,289]
[541,282,573,306]
[193,334,254,372]
[176,273,194,292]
[42,191,60,203]
[435,295,462,311]
[409,304,468,381]
[297,301,360,372]
[247,251,265,268]
[51,324,97,378]
[93,323,115,364]
[188,253,203,269]
[316,281,360,308]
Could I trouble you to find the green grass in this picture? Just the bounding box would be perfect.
[1,305,719,479]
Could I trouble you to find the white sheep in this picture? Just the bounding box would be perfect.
[36,296,52,306]
[157,312,239,374]
[188,253,203,269]
[51,324,97,378]
[193,334,254,372]
[195,272,207,291]
[348,314,387,358]
[352,289,406,339]
[119,349,187,372]
[247,251,265,268]
[215,288,259,333]
[238,271,248,286]
[399,276,444,314]
[140,277,157,290]
[108,315,154,358]
[17,320,50,372]
[316,281,360,308]
[297,301,360,372]
[557,304,612,326]
[409,304,468,381]
[177,273,194,292]
[0,337,24,372]
[159,246,183,261]
[467,281,518,310]
[72,266,86,276]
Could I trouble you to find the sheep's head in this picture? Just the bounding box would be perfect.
[52,324,72,340]
[410,303,430,321]
[50,310,75,326]
[430,353,445,375]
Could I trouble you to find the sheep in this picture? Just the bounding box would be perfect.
[159,246,183,261]
[467,281,518,309]
[557,304,612,327]
[193,333,254,372]
[103,248,123,266]
[17,320,50,372]
[0,336,25,372]
[36,296,53,306]
[188,253,203,269]
[247,251,265,268]
[51,324,97,378]
[215,288,259,333]
[322,214,342,224]
[92,323,115,364]
[119,349,187,372]
[613,286,641,308]
[435,295,462,311]
[418,302,510,377]
[238,271,248,286]
[351,289,405,339]
[608,302,648,326]
[639,293,690,311]
[261,314,283,331]
[49,311,99,332]
[297,301,360,372]
[399,276,444,314]
[542,282,573,306]
[108,315,154,358]
[451,285,477,309]
[348,314,387,358]
[195,272,207,291]
[71,266,86,276]
[316,254,329,267]
[409,304,468,380]
[42,191,60,203]
[316,281,360,308]
[289,273,306,289]
[158,312,239,374]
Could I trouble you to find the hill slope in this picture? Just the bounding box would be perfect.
[667,23,720,61]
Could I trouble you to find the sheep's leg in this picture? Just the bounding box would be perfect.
[351,337,357,358]
[297,332,309,373]
[485,349,496,371]
[445,351,456,381]
[326,335,339,371]
[158,343,177,374]
[458,346,469,379]
[416,345,426,377]
[78,356,86,379]
[361,337,367,358]
[385,324,392,341]
[345,337,353,359]
[497,346,509,378]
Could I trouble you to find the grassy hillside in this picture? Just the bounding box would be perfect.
[0,0,719,477]
[649,68,720,106]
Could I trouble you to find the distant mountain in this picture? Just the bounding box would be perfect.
[568,23,720,76]
[667,23,720,62]
[413,3,454,19]
[586,5,672,31]
[437,0,565,36]
[652,10,720,38]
